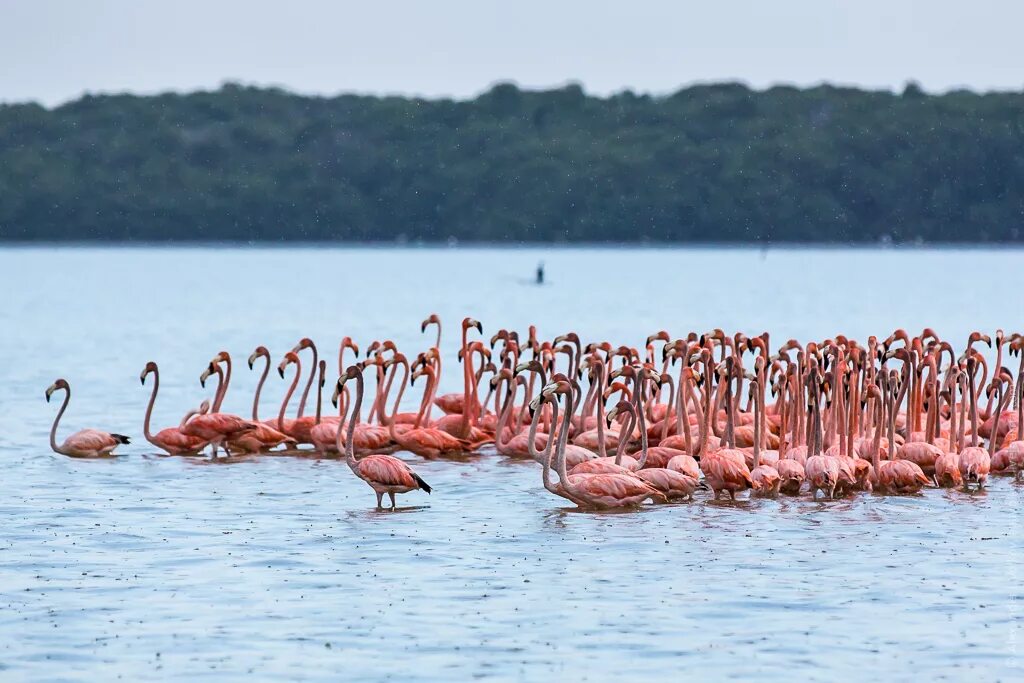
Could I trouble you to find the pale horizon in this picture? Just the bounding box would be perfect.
[2,1,1021,107]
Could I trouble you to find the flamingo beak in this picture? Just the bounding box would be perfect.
[248,351,258,369]
[278,366,285,379]
[45,384,56,402]
[472,320,483,334]
[331,381,342,408]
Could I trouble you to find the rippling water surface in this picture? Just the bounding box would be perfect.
[2,246,1023,681]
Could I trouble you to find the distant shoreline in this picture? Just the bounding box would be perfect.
[4,240,1024,250]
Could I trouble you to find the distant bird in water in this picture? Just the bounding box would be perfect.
[536,261,545,285]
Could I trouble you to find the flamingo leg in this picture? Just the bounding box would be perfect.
[388,492,396,509]
[375,492,384,509]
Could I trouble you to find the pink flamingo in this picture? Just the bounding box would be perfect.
[182,362,257,457]
[933,371,964,488]
[544,380,665,509]
[45,379,129,457]
[959,377,1003,490]
[433,317,483,415]
[611,398,702,501]
[290,338,319,418]
[871,381,931,494]
[334,366,431,509]
[747,375,781,496]
[993,379,1024,478]
[233,347,296,452]
[140,362,207,455]
[382,355,472,458]
[275,351,317,445]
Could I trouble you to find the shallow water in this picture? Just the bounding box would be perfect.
[2,246,1024,681]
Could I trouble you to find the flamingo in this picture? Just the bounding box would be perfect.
[959,377,1004,490]
[433,317,483,415]
[993,380,1024,478]
[543,379,665,509]
[334,366,431,510]
[233,347,297,452]
[870,381,931,495]
[610,397,703,502]
[381,355,472,458]
[140,362,207,455]
[199,350,292,453]
[747,375,781,497]
[45,379,129,457]
[700,361,754,500]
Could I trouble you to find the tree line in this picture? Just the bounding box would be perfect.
[1,81,1022,243]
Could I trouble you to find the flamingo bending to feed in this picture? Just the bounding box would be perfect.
[45,379,129,457]
[140,362,207,455]
[334,366,431,509]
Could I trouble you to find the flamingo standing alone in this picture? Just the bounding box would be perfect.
[334,365,431,510]
[46,379,129,457]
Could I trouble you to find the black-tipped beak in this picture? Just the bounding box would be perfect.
[200,377,206,388]
[45,392,51,403]
[331,396,339,408]
[475,322,483,334]
[278,367,285,379]
[420,322,428,333]
[248,360,254,370]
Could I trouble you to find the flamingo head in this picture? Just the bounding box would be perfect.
[45,378,69,402]
[140,361,158,385]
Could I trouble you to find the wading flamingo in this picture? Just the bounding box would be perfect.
[334,366,431,509]
[140,362,207,455]
[45,379,129,457]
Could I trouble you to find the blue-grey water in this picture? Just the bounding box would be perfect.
[2,246,1023,681]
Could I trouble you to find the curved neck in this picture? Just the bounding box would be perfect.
[659,375,675,441]
[252,357,269,421]
[384,360,410,439]
[278,359,301,431]
[635,383,650,468]
[555,389,578,493]
[495,378,516,451]
[315,364,324,425]
[340,372,364,473]
[990,384,1009,457]
[613,404,637,466]
[297,344,318,418]
[210,365,224,413]
[143,369,159,444]
[594,366,607,458]
[539,400,560,494]
[752,381,761,468]
[871,395,883,473]
[50,388,70,454]
[214,356,231,413]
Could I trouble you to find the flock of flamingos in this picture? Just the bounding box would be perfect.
[44,316,1024,510]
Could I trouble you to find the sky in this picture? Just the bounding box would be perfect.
[2,1,1021,106]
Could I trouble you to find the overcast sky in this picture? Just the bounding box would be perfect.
[2,1,1021,106]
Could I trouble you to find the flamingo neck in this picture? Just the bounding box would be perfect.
[296,344,318,418]
[143,369,158,444]
[50,388,69,455]
[252,358,269,421]
[278,359,301,432]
